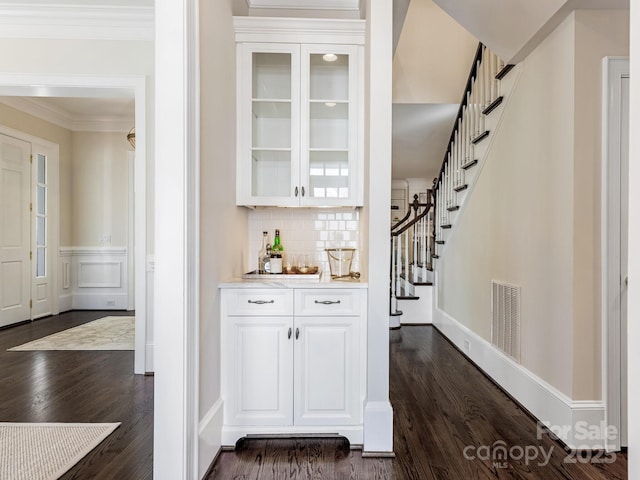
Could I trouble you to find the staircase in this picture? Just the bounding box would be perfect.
[433,43,516,262]
[390,191,434,328]
[390,43,517,329]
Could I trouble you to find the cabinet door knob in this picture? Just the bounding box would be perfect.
[295,327,300,340]
[295,186,299,197]
[247,299,275,304]
[288,327,292,339]
[301,186,305,197]
[314,300,341,305]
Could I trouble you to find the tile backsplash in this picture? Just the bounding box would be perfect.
[248,208,361,277]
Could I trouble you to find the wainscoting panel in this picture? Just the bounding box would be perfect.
[59,247,129,310]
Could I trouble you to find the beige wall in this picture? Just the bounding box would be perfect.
[0,103,73,246]
[199,0,249,418]
[438,10,628,400]
[0,104,134,249]
[71,131,132,247]
[392,0,478,104]
[572,9,630,399]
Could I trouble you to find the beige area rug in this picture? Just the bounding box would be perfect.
[8,316,134,351]
[0,422,120,480]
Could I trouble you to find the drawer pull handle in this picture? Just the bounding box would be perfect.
[247,300,275,304]
[314,300,341,305]
[295,327,300,340]
[288,327,292,339]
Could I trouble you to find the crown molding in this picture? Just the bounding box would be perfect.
[234,16,365,44]
[0,97,133,132]
[0,4,154,41]
[246,0,361,10]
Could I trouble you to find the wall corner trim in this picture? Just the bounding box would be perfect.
[433,307,606,450]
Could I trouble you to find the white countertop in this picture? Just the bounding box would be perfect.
[219,277,368,289]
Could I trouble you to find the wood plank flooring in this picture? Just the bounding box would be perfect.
[207,326,627,480]
[0,310,153,480]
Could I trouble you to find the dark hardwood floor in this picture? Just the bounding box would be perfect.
[208,326,627,480]
[0,310,153,480]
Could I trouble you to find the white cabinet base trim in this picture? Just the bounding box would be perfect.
[221,425,363,447]
[433,307,606,450]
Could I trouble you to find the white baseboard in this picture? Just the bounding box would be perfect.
[72,292,128,310]
[58,294,72,313]
[145,343,154,373]
[199,398,224,479]
[363,400,394,453]
[433,307,606,449]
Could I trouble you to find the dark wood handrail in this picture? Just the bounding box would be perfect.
[435,42,484,190]
[392,191,433,237]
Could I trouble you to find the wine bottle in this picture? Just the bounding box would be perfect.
[258,231,268,274]
[264,244,272,273]
[273,229,283,253]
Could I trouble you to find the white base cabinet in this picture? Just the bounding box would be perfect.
[221,287,366,446]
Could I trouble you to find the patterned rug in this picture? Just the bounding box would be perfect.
[0,422,120,480]
[8,316,134,351]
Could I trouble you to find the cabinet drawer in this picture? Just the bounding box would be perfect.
[223,289,293,316]
[295,289,362,316]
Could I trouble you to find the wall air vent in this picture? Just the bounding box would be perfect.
[491,280,521,363]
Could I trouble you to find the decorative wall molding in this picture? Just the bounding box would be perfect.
[247,0,361,10]
[234,16,365,45]
[58,246,129,310]
[0,4,154,41]
[60,246,127,256]
[433,307,606,449]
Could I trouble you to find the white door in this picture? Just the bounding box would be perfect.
[31,146,54,319]
[224,316,294,426]
[0,133,31,327]
[293,316,360,426]
[620,74,629,448]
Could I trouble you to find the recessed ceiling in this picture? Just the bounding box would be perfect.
[0,96,134,132]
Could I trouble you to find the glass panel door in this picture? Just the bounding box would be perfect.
[304,50,352,202]
[251,52,293,198]
[35,154,47,278]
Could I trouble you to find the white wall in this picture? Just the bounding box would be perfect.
[437,10,628,401]
[198,0,249,474]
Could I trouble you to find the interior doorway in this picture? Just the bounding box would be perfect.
[0,74,148,374]
[602,56,629,451]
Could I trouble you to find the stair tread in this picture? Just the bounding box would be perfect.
[495,64,515,80]
[482,96,504,115]
[471,130,490,144]
[462,159,478,170]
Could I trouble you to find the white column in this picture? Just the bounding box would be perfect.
[154,0,200,478]
[627,3,640,478]
[364,0,393,454]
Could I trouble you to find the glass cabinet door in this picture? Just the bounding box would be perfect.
[300,45,358,206]
[243,45,300,204]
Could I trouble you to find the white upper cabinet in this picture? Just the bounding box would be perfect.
[234,17,365,207]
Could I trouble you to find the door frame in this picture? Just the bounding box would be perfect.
[601,56,629,451]
[0,126,59,320]
[0,73,148,374]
